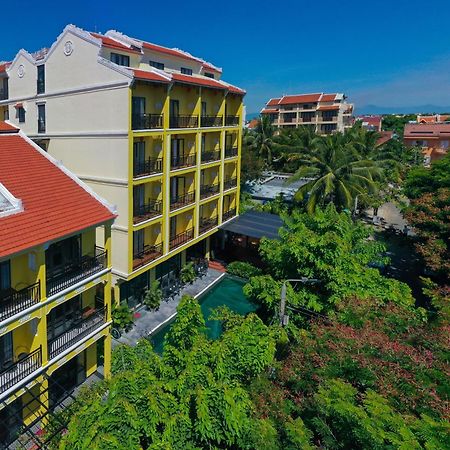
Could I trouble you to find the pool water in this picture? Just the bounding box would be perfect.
[149,276,256,353]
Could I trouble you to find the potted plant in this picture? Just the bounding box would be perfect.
[144,280,163,310]
[112,303,134,332]
[180,262,196,284]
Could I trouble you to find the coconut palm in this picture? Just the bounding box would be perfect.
[288,133,384,213]
[254,115,275,166]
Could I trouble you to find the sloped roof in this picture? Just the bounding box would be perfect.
[0,126,116,258]
[133,69,170,83]
[404,123,450,138]
[91,32,142,55]
[279,93,322,105]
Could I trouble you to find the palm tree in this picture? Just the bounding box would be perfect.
[288,133,384,213]
[254,115,275,166]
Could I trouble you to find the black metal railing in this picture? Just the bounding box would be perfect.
[224,177,238,190]
[133,242,163,269]
[201,150,221,163]
[133,200,162,223]
[0,281,41,323]
[170,154,196,169]
[225,147,238,158]
[46,247,107,296]
[170,192,196,210]
[169,228,194,250]
[0,88,8,100]
[201,115,223,127]
[132,113,163,130]
[48,307,106,359]
[0,346,42,394]
[169,115,198,128]
[37,79,45,94]
[199,216,218,234]
[225,115,239,126]
[134,157,163,177]
[200,183,220,199]
[223,208,236,221]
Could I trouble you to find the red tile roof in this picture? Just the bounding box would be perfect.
[133,69,170,83]
[376,131,393,147]
[142,41,199,62]
[171,72,227,90]
[225,84,246,95]
[0,122,19,133]
[359,116,381,127]
[267,98,281,107]
[261,109,279,114]
[404,123,450,138]
[91,33,141,55]
[202,62,222,73]
[0,62,10,74]
[317,105,340,111]
[0,130,116,258]
[247,119,259,129]
[321,94,337,102]
[279,93,322,105]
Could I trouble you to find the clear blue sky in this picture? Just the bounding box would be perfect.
[3,0,450,113]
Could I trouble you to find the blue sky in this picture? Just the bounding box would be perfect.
[2,0,450,113]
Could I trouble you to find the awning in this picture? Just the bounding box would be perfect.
[220,210,283,240]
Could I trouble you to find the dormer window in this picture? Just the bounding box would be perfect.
[181,67,193,75]
[204,72,214,79]
[110,53,130,67]
[149,60,164,70]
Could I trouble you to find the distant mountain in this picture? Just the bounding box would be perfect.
[357,104,450,115]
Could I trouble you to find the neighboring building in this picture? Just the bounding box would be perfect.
[417,114,450,124]
[376,131,394,147]
[261,93,353,134]
[404,123,450,165]
[0,25,244,309]
[357,115,382,132]
[245,173,309,202]
[0,123,115,447]
[246,118,259,130]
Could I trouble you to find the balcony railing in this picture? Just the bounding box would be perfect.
[48,307,106,359]
[225,115,239,126]
[132,113,163,130]
[169,115,198,128]
[201,115,223,127]
[171,154,196,170]
[200,182,219,199]
[133,158,163,177]
[0,281,41,323]
[0,346,42,395]
[0,88,8,100]
[225,147,238,158]
[223,207,236,221]
[201,150,221,163]
[133,242,163,269]
[199,216,218,234]
[169,228,194,250]
[46,247,107,296]
[170,192,195,210]
[133,200,162,224]
[224,177,238,190]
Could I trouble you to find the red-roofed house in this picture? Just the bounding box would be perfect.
[0,123,116,445]
[260,92,353,134]
[357,115,382,132]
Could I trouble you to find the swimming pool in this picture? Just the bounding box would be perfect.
[148,275,256,353]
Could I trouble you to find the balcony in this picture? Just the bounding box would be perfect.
[46,247,107,296]
[169,228,194,250]
[0,282,41,323]
[171,154,196,170]
[225,115,239,126]
[225,147,238,158]
[224,177,238,190]
[132,114,163,130]
[0,347,42,395]
[200,182,219,199]
[133,158,163,178]
[170,192,195,210]
[223,207,236,221]
[169,115,198,128]
[201,150,221,163]
[201,115,223,127]
[133,242,163,269]
[48,307,106,359]
[133,200,162,224]
[199,216,218,234]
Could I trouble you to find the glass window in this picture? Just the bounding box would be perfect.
[149,60,164,70]
[0,260,11,291]
[38,104,46,133]
[204,72,214,79]
[181,67,193,75]
[18,107,25,123]
[110,53,130,66]
[37,65,45,94]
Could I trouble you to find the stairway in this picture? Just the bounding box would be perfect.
[208,259,227,273]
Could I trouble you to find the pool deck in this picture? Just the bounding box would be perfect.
[113,268,225,347]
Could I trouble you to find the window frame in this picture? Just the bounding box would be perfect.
[180,67,193,76]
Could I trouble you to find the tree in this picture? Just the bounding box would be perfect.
[240,128,265,184]
[254,115,275,166]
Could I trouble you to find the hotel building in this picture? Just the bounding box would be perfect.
[0,122,115,447]
[0,25,244,308]
[261,93,353,134]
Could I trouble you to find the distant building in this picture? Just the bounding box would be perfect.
[417,114,450,124]
[246,119,259,130]
[404,123,450,165]
[261,93,353,134]
[357,115,382,132]
[376,131,394,147]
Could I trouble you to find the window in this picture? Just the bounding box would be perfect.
[18,107,25,123]
[0,78,8,100]
[0,260,11,292]
[181,67,193,75]
[37,104,46,133]
[149,60,164,70]
[110,53,130,66]
[37,65,45,94]
[204,72,214,79]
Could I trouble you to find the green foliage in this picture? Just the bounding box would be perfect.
[111,303,134,331]
[143,280,163,310]
[180,262,196,284]
[381,114,416,135]
[226,261,262,279]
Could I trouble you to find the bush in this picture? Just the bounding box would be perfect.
[180,262,196,284]
[112,303,134,331]
[144,280,163,310]
[227,261,262,279]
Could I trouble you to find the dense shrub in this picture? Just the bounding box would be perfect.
[227,261,262,279]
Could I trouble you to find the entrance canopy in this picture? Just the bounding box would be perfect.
[220,210,283,240]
